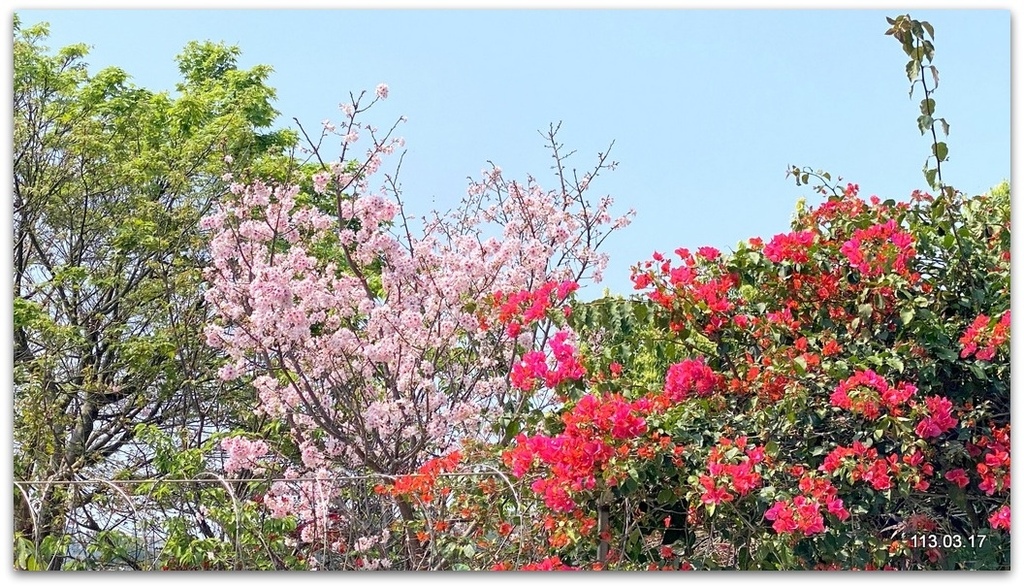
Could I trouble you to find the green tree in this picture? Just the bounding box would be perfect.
[12,14,294,569]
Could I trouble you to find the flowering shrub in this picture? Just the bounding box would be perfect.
[497,179,1009,570]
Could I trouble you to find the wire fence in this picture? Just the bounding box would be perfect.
[13,466,539,571]
[13,464,716,571]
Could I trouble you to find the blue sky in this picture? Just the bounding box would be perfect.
[12,7,1012,299]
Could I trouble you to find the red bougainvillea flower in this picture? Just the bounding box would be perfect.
[839,219,916,278]
[519,556,577,571]
[915,395,959,439]
[663,358,721,402]
[829,369,917,421]
[988,505,1010,531]
[960,310,1010,361]
[944,468,970,488]
[764,230,816,264]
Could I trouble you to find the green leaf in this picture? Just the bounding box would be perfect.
[634,303,648,322]
[906,59,920,82]
[620,476,639,494]
[900,308,915,326]
[933,141,948,162]
[793,355,807,375]
[886,356,905,373]
[922,39,935,62]
[917,114,933,135]
[657,488,676,504]
[922,21,935,40]
[968,363,988,381]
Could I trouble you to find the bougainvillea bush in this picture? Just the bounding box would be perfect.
[490,179,1009,570]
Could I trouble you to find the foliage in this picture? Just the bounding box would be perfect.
[12,14,295,569]
[884,13,950,190]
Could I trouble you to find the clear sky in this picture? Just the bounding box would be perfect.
[10,5,1013,301]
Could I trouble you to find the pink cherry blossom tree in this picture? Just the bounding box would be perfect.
[201,87,633,567]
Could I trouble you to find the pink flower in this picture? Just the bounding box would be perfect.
[696,246,721,261]
[944,468,970,488]
[375,83,389,99]
[826,497,850,521]
[915,395,958,439]
[663,358,719,402]
[988,505,1010,531]
[699,476,733,505]
[221,436,270,474]
[764,230,815,264]
[312,171,331,194]
[556,280,579,300]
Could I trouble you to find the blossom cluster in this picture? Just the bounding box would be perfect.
[764,230,817,264]
[489,280,579,338]
[375,450,463,504]
[968,425,1010,496]
[764,470,850,537]
[504,388,688,512]
[988,505,1011,531]
[829,369,917,420]
[914,395,958,439]
[820,441,933,492]
[494,555,576,571]
[509,330,586,393]
[663,358,721,403]
[697,436,765,506]
[631,248,739,336]
[839,219,917,278]
[220,436,270,475]
[959,310,1010,361]
[504,423,617,511]
[828,369,957,440]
